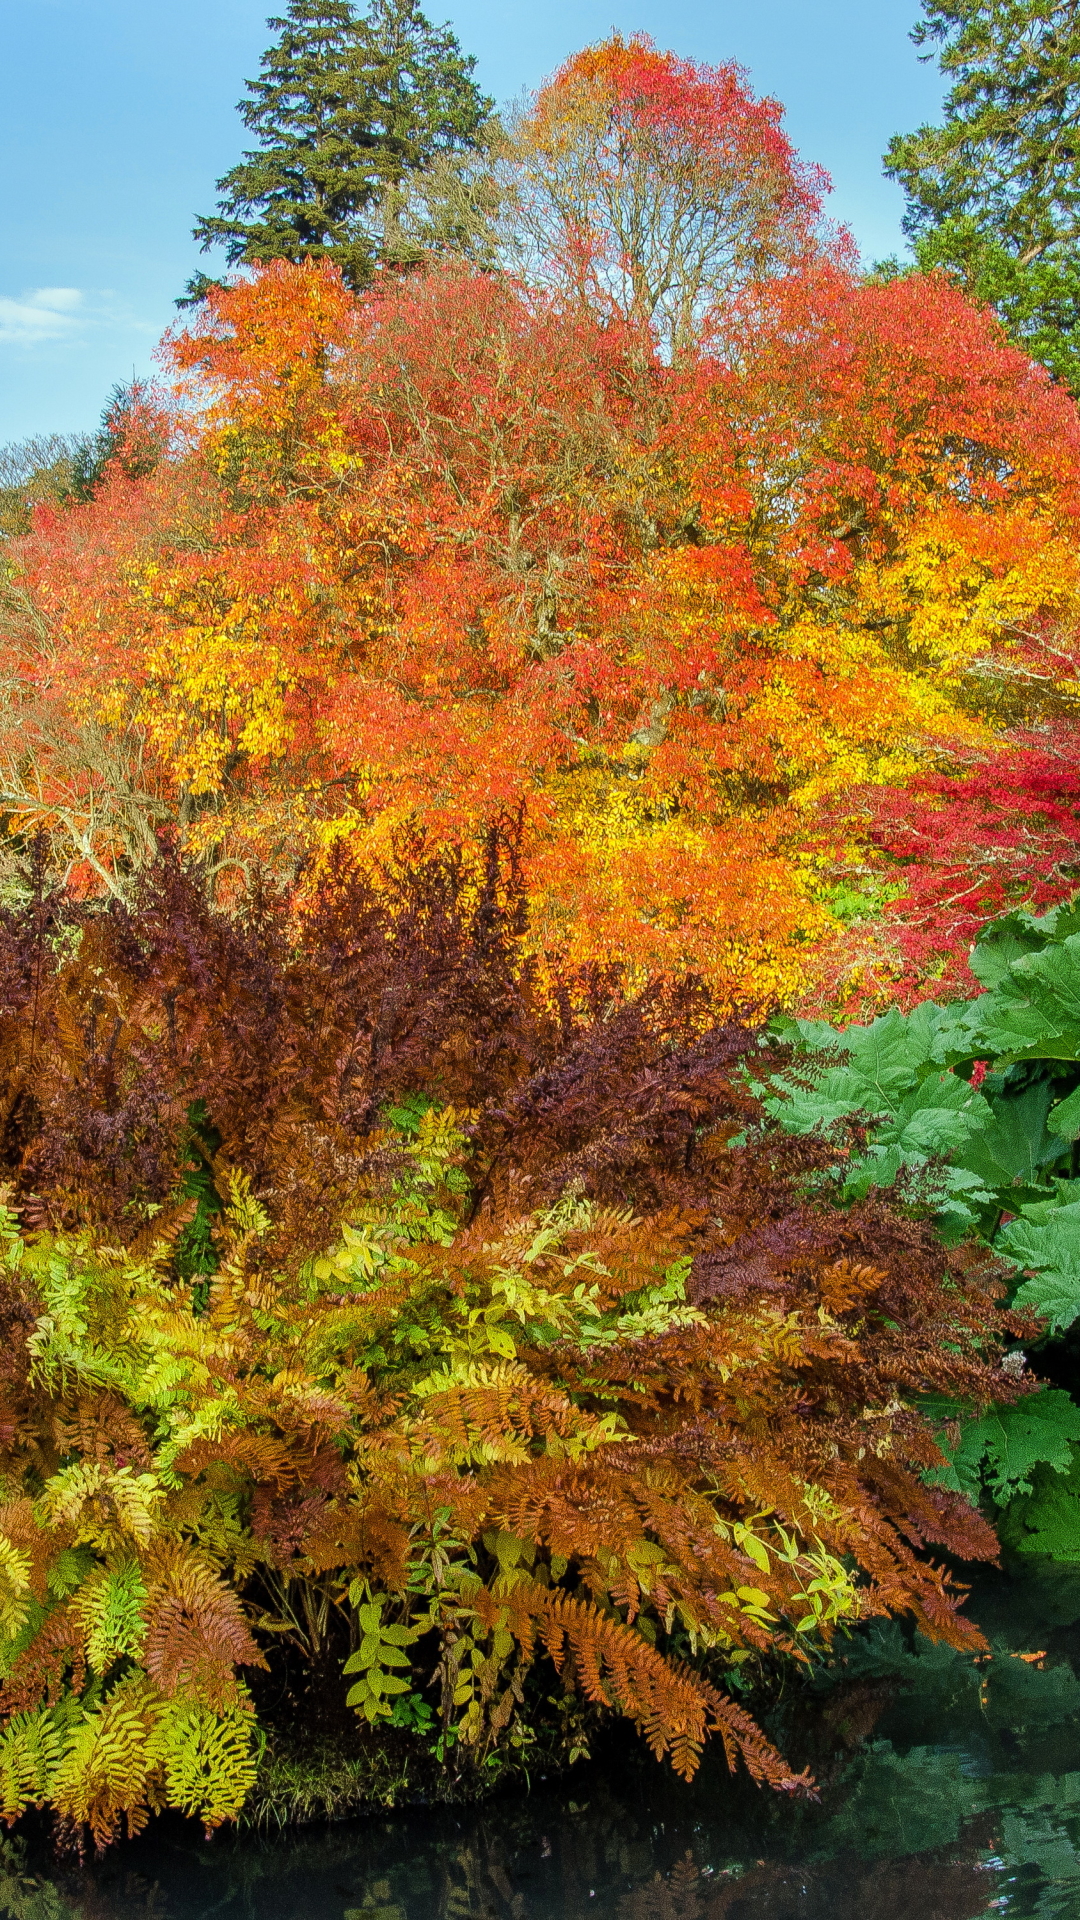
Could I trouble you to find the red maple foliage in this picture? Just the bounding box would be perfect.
[834,723,1080,1005]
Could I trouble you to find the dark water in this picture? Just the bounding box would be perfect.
[10,1561,1080,1920]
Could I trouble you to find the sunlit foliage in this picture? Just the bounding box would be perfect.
[8,247,1080,1002]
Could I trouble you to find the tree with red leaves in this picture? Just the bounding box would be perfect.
[7,43,1080,1006]
[504,34,835,356]
[832,720,1080,1007]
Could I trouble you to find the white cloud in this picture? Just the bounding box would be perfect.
[0,287,83,344]
[27,287,83,313]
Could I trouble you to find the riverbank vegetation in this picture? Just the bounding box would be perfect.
[2,0,1080,1851]
[0,846,1027,1842]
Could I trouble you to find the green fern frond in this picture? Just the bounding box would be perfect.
[75,1562,147,1676]
[0,1540,32,1645]
[0,1704,66,1822]
[39,1465,164,1551]
[48,1677,165,1846]
[159,1697,261,1828]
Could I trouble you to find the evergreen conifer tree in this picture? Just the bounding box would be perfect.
[190,0,492,292]
[885,1,1080,389]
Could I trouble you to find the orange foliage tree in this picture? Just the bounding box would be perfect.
[501,33,831,356]
[7,39,1080,1002]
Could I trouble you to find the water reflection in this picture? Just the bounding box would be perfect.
[0,1811,1009,1920]
[10,1561,1080,1920]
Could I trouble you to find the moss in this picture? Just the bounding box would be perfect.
[243,1696,597,1831]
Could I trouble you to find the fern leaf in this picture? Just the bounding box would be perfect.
[160,1697,261,1829]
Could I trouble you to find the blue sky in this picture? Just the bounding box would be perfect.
[0,0,944,442]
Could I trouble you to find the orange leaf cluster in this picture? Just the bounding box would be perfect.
[7,44,1080,1004]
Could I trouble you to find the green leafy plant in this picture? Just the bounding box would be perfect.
[765,897,1080,1558]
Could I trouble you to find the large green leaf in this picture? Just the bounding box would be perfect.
[767,906,1080,1230]
[998,1201,1080,1331]
[1049,1083,1080,1142]
[970,901,1080,989]
[930,1388,1080,1501]
[973,934,1080,1066]
[842,1075,991,1205]
[767,1005,978,1134]
[953,1080,1063,1192]
[768,901,1080,1558]
[1008,1178,1080,1220]
[999,1449,1080,1561]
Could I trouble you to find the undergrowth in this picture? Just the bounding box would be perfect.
[0,840,1029,1848]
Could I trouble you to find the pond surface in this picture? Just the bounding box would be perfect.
[9,1560,1080,1920]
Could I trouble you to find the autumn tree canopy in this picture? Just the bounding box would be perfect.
[6,37,1080,1006]
[504,35,835,357]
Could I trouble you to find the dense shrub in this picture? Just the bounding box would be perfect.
[0,831,561,1249]
[0,847,1025,1846]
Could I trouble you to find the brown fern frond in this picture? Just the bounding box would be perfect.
[0,1602,85,1715]
[143,1548,266,1709]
